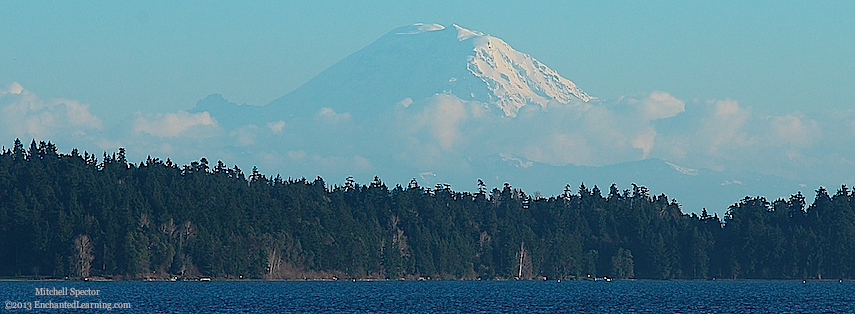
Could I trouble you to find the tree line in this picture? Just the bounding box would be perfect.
[1,139,853,280]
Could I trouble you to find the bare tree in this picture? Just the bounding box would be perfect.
[72,234,94,278]
[266,247,282,279]
[516,241,533,279]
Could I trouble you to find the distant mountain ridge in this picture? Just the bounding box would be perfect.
[469,155,811,211]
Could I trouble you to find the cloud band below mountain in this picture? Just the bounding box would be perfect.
[1,82,852,211]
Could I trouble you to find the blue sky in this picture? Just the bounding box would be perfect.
[3,1,853,119]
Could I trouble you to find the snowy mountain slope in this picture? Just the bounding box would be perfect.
[262,23,592,118]
[465,26,593,116]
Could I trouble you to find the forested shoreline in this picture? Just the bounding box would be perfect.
[1,139,854,280]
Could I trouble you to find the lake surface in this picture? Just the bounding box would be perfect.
[2,280,854,313]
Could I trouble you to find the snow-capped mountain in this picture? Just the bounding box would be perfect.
[187,23,814,215]
[261,23,592,118]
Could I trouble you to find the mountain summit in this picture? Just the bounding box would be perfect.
[262,23,593,118]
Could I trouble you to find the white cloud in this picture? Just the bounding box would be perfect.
[502,97,646,166]
[287,150,307,160]
[424,95,467,150]
[267,120,286,134]
[631,127,656,158]
[542,132,593,165]
[397,98,413,107]
[0,82,103,140]
[317,107,351,124]
[62,99,102,129]
[400,94,469,151]
[700,99,751,154]
[230,124,259,147]
[770,114,818,147]
[132,111,219,138]
[713,98,741,116]
[638,91,684,120]
[1,82,24,95]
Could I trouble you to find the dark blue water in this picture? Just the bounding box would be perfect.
[2,280,854,313]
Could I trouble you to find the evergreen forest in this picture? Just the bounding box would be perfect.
[2,139,854,280]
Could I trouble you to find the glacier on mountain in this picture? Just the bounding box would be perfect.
[467,31,593,116]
